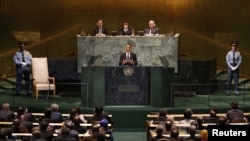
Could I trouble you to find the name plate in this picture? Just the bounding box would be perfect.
[118,85,139,92]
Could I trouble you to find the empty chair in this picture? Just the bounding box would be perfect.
[31,57,56,100]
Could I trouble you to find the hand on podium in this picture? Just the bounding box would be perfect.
[122,58,135,65]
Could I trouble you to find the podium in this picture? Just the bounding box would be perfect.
[81,66,174,108]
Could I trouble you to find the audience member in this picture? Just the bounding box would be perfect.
[217,115,228,125]
[226,101,244,122]
[87,105,113,125]
[30,129,46,141]
[199,129,208,141]
[53,127,77,141]
[50,103,63,123]
[92,19,108,36]
[99,119,113,141]
[144,20,159,36]
[0,103,15,121]
[63,120,79,140]
[203,107,219,123]
[169,127,181,141]
[183,125,201,141]
[73,115,87,134]
[179,108,195,124]
[20,114,33,133]
[165,120,173,134]
[15,106,36,122]
[119,21,133,35]
[0,130,13,141]
[38,107,53,123]
[154,108,167,121]
[150,124,168,141]
[39,120,53,141]
[73,106,87,123]
[195,116,206,130]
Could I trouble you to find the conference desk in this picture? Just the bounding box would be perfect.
[146,120,212,141]
[76,34,180,73]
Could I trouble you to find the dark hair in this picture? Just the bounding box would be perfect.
[170,127,179,138]
[94,106,104,115]
[16,106,26,116]
[44,107,52,117]
[184,108,193,119]
[40,120,49,130]
[159,109,167,118]
[61,127,70,135]
[231,101,238,109]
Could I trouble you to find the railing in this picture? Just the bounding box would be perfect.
[170,82,250,108]
[0,25,82,80]
[178,26,250,78]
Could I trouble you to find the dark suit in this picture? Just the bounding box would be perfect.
[119,52,137,66]
[92,27,108,36]
[119,26,133,35]
[226,109,244,122]
[0,109,15,121]
[144,27,159,34]
[50,111,63,122]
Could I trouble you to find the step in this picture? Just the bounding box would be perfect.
[4,77,16,85]
[215,69,224,77]
[0,81,14,90]
[216,73,227,83]
[239,82,250,90]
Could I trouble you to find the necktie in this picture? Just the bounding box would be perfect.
[233,51,236,65]
[22,51,25,62]
[149,29,152,34]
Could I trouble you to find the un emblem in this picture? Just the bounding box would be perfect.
[123,67,134,76]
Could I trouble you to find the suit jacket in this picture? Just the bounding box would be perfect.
[144,27,159,34]
[0,109,15,121]
[119,52,137,66]
[119,26,133,35]
[92,27,108,36]
[50,111,63,122]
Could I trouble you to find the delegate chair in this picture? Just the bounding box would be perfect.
[31,57,56,100]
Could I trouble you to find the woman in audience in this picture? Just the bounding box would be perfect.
[199,129,208,141]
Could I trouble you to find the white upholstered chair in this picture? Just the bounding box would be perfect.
[31,57,56,100]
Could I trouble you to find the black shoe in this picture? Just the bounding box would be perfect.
[27,93,31,96]
[15,93,20,96]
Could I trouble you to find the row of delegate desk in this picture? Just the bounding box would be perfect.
[146,113,250,141]
[0,113,112,140]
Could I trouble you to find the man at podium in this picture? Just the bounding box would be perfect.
[119,44,138,66]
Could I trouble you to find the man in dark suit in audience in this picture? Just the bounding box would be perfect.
[119,44,138,66]
[39,120,53,141]
[20,114,33,132]
[0,102,15,121]
[226,101,244,122]
[53,127,77,141]
[87,105,113,125]
[92,19,108,36]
